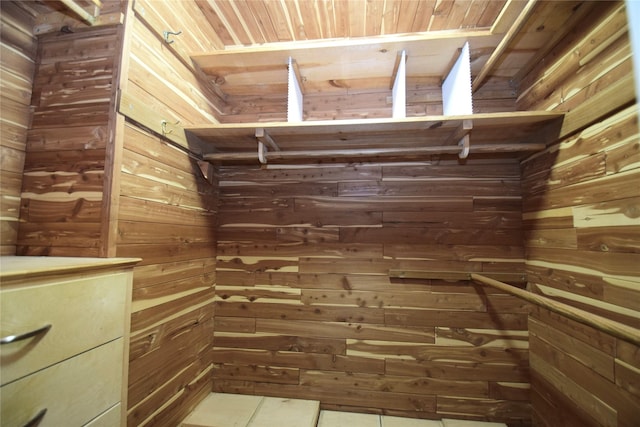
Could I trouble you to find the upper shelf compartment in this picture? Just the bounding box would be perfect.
[191,30,500,96]
[187,28,564,164]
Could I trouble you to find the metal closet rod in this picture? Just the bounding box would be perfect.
[204,143,546,163]
[471,273,640,347]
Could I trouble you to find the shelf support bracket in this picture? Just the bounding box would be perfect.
[256,128,279,165]
[258,142,267,164]
[255,128,280,152]
[445,119,473,159]
[458,134,470,159]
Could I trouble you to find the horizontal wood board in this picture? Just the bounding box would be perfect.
[16,23,123,257]
[119,4,221,425]
[189,1,585,122]
[188,112,563,159]
[5,1,639,426]
[192,31,499,95]
[0,2,37,255]
[517,3,640,426]
[213,157,530,424]
[195,0,508,47]
[119,121,218,427]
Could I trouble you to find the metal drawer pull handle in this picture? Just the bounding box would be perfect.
[23,408,47,427]
[0,324,52,345]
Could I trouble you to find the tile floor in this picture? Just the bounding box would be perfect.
[180,393,508,427]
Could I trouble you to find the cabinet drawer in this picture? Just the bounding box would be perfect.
[1,338,123,427]
[1,272,129,385]
[85,403,121,427]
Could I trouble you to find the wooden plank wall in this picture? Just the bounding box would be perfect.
[16,15,124,256]
[516,2,640,426]
[6,0,222,424]
[116,122,217,427]
[213,159,532,424]
[115,1,221,425]
[220,77,516,123]
[197,0,518,123]
[0,2,37,255]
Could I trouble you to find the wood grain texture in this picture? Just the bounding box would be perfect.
[118,122,217,426]
[16,22,123,257]
[125,16,221,126]
[196,0,505,47]
[114,10,221,423]
[213,158,529,424]
[519,3,640,425]
[8,2,222,424]
[192,30,498,96]
[193,1,583,123]
[5,2,639,426]
[0,3,36,255]
[189,112,563,162]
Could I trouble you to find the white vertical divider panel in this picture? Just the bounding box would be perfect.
[392,50,407,119]
[442,42,473,115]
[287,56,303,122]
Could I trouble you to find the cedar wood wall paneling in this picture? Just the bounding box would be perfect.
[118,2,219,425]
[0,3,36,255]
[216,54,517,123]
[17,24,121,257]
[118,123,216,426]
[3,0,639,425]
[218,75,517,123]
[6,0,221,424]
[13,0,129,257]
[213,159,532,424]
[517,3,640,426]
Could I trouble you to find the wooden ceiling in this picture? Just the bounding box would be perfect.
[23,0,594,92]
[188,1,595,100]
[195,0,509,46]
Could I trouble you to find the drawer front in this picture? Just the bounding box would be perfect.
[1,271,130,385]
[85,403,121,427]
[0,338,123,427]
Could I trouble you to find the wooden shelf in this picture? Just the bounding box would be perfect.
[189,31,563,164]
[192,30,500,95]
[186,112,564,163]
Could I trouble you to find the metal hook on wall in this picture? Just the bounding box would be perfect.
[163,30,182,44]
[161,119,180,136]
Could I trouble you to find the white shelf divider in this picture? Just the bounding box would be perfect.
[287,56,303,122]
[392,50,407,119]
[442,42,473,115]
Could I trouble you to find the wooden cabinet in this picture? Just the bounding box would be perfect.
[0,257,140,427]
